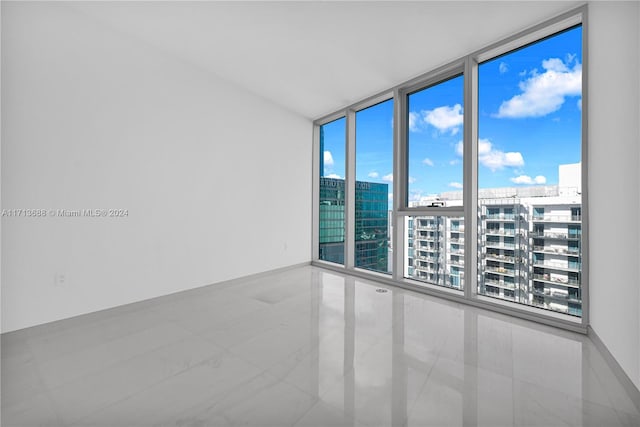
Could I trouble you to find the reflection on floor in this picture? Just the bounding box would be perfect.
[2,266,639,426]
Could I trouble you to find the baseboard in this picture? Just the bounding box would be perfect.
[203,261,312,289]
[1,261,312,336]
[588,325,640,413]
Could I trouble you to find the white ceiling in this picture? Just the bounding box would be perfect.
[71,1,582,119]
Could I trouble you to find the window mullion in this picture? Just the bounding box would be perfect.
[345,109,356,270]
[464,56,479,300]
[392,88,404,281]
[312,124,320,261]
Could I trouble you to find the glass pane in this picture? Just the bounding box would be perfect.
[407,75,464,207]
[404,215,464,290]
[477,26,583,317]
[319,118,346,265]
[355,100,393,273]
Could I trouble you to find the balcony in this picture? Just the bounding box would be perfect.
[532,214,581,223]
[530,231,580,240]
[415,266,443,275]
[449,237,464,243]
[418,245,439,251]
[485,253,516,263]
[484,266,515,276]
[416,224,441,231]
[484,241,516,249]
[484,229,517,236]
[532,288,581,303]
[532,246,581,256]
[485,214,516,221]
[533,260,581,272]
[449,259,464,267]
[483,278,516,290]
[532,273,580,287]
[416,255,441,263]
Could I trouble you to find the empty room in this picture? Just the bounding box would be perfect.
[1,1,639,426]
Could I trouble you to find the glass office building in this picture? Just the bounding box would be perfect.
[319,177,389,272]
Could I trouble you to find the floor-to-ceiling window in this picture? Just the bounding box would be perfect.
[314,7,586,330]
[477,25,583,317]
[319,118,346,265]
[354,99,394,274]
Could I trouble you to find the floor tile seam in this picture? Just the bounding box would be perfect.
[612,408,640,427]
[169,369,317,424]
[155,302,275,332]
[284,394,325,427]
[514,385,594,427]
[55,339,230,426]
[583,351,640,415]
[224,337,317,376]
[11,342,69,424]
[0,388,69,427]
[22,305,166,345]
[403,353,440,422]
[403,352,445,426]
[11,313,121,343]
[67,346,237,427]
[582,355,632,414]
[277,353,359,402]
[511,374,625,416]
[43,326,211,396]
[2,338,50,396]
[311,349,420,426]
[192,320,292,352]
[25,316,166,368]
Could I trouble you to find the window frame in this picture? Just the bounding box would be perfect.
[312,5,588,333]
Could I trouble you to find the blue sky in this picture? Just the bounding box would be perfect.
[321,26,582,205]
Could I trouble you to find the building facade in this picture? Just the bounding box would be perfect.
[405,164,583,317]
[319,177,389,272]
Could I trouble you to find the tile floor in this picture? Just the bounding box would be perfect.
[1,266,639,426]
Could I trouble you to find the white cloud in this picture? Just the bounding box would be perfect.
[455,139,524,171]
[325,173,342,179]
[499,62,509,74]
[577,98,582,111]
[449,159,460,165]
[408,111,420,132]
[511,175,547,185]
[408,176,417,184]
[481,150,525,171]
[495,57,582,118]
[422,158,434,167]
[542,57,569,72]
[423,104,463,134]
[382,174,393,183]
[409,104,463,134]
[368,171,379,179]
[323,151,334,167]
[479,139,492,155]
[449,182,463,189]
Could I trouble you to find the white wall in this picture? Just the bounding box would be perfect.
[1,3,312,332]
[588,1,640,389]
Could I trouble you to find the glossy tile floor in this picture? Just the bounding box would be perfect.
[2,266,639,427]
